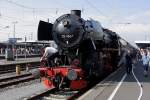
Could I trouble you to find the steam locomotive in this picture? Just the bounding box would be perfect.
[35,10,130,90]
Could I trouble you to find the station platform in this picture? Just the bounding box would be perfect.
[78,61,150,100]
[0,57,40,74]
[0,54,40,59]
[0,57,40,66]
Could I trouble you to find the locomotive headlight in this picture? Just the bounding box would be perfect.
[67,69,77,80]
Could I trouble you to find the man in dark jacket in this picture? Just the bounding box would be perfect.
[125,50,132,74]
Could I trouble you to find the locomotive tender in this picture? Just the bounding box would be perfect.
[36,10,128,90]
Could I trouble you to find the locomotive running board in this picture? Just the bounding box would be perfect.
[38,20,53,40]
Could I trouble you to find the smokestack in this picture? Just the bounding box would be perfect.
[71,10,81,17]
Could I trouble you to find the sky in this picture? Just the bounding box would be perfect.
[0,0,150,46]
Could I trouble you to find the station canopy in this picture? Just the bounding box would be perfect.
[135,41,150,49]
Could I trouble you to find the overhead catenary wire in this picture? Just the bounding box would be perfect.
[4,0,34,9]
[2,0,80,17]
[2,1,68,15]
[83,0,109,18]
[3,0,38,21]
[0,0,69,41]
[4,0,70,14]
[2,0,71,22]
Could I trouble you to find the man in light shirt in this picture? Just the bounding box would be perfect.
[40,46,58,66]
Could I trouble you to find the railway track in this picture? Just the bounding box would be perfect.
[24,71,116,100]
[0,62,40,74]
[25,76,109,100]
[26,88,83,100]
[0,73,34,88]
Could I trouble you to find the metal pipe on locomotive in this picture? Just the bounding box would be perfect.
[33,10,127,90]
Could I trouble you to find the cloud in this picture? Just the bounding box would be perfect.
[106,11,150,46]
[111,23,150,33]
[124,11,150,24]
[109,11,150,41]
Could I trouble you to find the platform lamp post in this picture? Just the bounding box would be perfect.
[25,35,27,60]
[12,21,18,60]
[12,21,18,40]
[0,26,9,30]
[5,26,10,54]
[24,35,29,72]
[116,22,131,38]
[111,22,131,36]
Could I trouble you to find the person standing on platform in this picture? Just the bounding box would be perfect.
[148,50,150,67]
[125,50,133,74]
[141,50,150,77]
